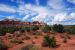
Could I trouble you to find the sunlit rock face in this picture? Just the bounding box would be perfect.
[0,18,46,27]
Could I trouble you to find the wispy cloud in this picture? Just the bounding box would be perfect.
[18,2,75,25]
[6,15,15,19]
[0,4,16,13]
[0,0,75,25]
[47,0,66,9]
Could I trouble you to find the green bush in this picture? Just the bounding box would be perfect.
[42,25,51,33]
[0,40,8,50]
[23,27,31,32]
[42,35,57,48]
[64,27,75,34]
[30,26,39,31]
[0,26,21,36]
[52,24,64,33]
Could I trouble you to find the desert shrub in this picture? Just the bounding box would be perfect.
[10,39,24,44]
[32,40,36,44]
[8,36,12,39]
[42,25,51,33]
[52,24,64,33]
[64,27,75,34]
[0,26,21,36]
[16,33,21,37]
[62,34,71,43]
[24,36,30,40]
[69,28,75,34]
[30,26,39,31]
[24,27,31,32]
[66,34,71,39]
[20,27,25,33]
[21,26,33,32]
[16,34,21,37]
[34,31,41,35]
[42,35,57,48]
[0,40,8,50]
[21,44,39,50]
[34,35,38,39]
[63,36,67,43]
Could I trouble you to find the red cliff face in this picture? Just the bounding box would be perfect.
[0,19,22,27]
[0,19,46,27]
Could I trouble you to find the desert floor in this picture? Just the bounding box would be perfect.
[0,32,75,50]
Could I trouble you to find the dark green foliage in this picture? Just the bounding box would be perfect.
[20,29,25,33]
[0,26,21,36]
[24,36,30,40]
[69,28,75,34]
[64,26,75,34]
[42,25,51,33]
[22,27,31,32]
[30,26,39,31]
[0,40,8,50]
[42,35,57,48]
[21,26,39,33]
[52,24,64,33]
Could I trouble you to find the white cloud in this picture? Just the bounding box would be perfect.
[22,15,30,21]
[17,1,75,25]
[18,4,49,21]
[0,4,16,13]
[18,4,67,24]
[47,0,66,9]
[51,12,68,24]
[0,0,74,25]
[70,13,75,18]
[6,16,15,19]
[5,15,21,21]
[53,13,67,21]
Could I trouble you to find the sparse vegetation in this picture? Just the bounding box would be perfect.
[0,40,9,50]
[65,27,75,34]
[10,39,24,44]
[1,20,75,50]
[34,35,38,39]
[63,36,67,43]
[21,44,40,50]
[0,26,21,36]
[42,34,57,48]
[42,25,51,33]
[52,24,64,33]
[24,36,31,40]
[30,26,39,31]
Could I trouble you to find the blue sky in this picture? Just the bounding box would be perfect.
[0,0,75,25]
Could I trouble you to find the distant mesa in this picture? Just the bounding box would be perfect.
[0,18,46,27]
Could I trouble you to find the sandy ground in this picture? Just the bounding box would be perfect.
[0,33,75,50]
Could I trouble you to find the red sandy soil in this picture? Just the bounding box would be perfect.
[0,33,75,50]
